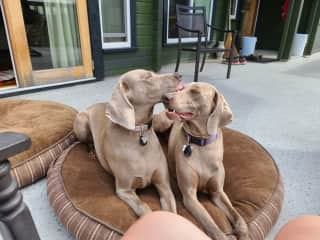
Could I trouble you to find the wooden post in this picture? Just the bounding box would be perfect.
[278,0,305,60]
[304,0,320,55]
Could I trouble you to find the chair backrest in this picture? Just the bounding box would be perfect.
[176,4,207,38]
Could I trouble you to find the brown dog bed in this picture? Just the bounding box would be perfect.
[47,128,283,240]
[0,99,77,188]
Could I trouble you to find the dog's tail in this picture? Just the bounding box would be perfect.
[73,112,92,143]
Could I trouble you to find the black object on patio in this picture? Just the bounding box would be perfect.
[0,132,40,240]
[175,4,237,82]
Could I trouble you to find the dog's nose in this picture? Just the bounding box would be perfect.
[162,93,173,104]
[174,72,182,81]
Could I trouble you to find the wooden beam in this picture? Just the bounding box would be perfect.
[304,0,320,55]
[2,0,33,87]
[278,0,305,60]
[76,0,93,78]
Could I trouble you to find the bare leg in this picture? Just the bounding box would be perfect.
[116,178,152,217]
[122,211,211,240]
[275,216,320,240]
[152,169,177,213]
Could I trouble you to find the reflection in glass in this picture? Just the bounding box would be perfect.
[168,0,213,39]
[101,0,127,43]
[21,0,82,70]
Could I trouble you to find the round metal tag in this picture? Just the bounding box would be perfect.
[139,135,148,146]
[182,144,192,157]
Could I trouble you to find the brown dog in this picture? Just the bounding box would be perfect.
[74,69,183,217]
[154,82,249,240]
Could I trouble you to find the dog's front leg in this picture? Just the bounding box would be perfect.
[182,188,233,240]
[211,191,249,240]
[152,169,177,213]
[116,179,152,217]
[153,111,174,132]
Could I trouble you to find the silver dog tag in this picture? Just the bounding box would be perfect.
[182,144,192,157]
[139,135,148,146]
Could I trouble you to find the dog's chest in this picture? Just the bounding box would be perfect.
[180,146,222,186]
[170,124,224,189]
[105,128,166,182]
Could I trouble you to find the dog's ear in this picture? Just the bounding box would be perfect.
[207,92,233,135]
[105,80,135,130]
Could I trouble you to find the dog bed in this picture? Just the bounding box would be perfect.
[47,128,283,240]
[0,99,77,188]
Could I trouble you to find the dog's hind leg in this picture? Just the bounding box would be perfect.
[211,191,249,240]
[115,178,152,217]
[73,112,92,143]
[152,169,177,213]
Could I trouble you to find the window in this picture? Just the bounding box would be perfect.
[164,0,214,44]
[230,0,238,20]
[99,0,133,50]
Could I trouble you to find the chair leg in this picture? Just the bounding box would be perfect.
[227,49,233,79]
[200,52,207,72]
[194,50,201,82]
[175,47,181,73]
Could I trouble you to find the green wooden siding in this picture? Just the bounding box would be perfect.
[104,0,156,76]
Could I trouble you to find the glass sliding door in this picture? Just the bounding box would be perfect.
[21,0,82,70]
[2,0,93,87]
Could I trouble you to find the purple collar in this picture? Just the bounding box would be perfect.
[185,131,218,147]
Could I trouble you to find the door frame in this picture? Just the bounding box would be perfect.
[2,0,93,88]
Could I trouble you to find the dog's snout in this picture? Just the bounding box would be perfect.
[162,94,173,104]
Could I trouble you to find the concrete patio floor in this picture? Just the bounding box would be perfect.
[5,53,320,239]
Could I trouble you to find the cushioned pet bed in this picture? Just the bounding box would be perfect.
[0,99,77,187]
[47,128,283,240]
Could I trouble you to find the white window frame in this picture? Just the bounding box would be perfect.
[230,0,238,20]
[165,0,214,44]
[99,0,132,49]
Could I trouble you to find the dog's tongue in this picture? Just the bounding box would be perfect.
[176,83,185,92]
[166,111,193,120]
[179,112,193,119]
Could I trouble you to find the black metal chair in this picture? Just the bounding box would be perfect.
[175,4,237,82]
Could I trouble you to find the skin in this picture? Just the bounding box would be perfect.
[275,216,320,240]
[73,69,181,217]
[122,211,212,240]
[154,82,249,240]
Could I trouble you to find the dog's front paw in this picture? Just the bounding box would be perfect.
[234,218,249,240]
[137,204,152,217]
[211,233,236,240]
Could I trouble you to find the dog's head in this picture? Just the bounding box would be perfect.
[163,82,233,136]
[106,69,182,130]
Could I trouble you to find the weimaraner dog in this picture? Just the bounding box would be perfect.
[154,82,249,240]
[74,69,183,217]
